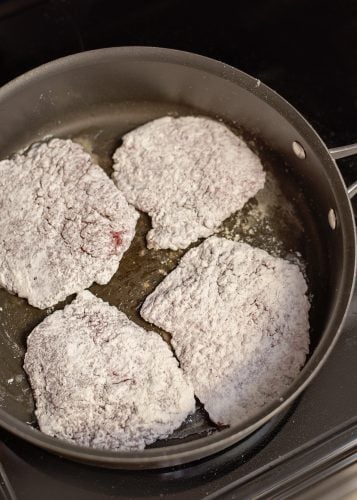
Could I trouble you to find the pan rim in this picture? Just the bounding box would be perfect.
[0,46,355,468]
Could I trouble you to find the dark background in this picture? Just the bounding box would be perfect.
[0,0,356,141]
[0,0,356,191]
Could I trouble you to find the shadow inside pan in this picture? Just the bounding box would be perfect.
[0,101,328,448]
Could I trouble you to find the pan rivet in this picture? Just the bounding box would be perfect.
[328,209,337,230]
[292,141,306,159]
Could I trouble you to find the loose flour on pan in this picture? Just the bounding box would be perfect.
[24,291,195,450]
[141,236,310,426]
[0,138,138,309]
[112,116,265,250]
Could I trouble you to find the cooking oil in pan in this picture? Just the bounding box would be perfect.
[0,102,326,445]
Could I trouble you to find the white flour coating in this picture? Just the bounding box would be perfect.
[112,116,265,250]
[24,291,195,450]
[141,236,310,426]
[0,138,139,309]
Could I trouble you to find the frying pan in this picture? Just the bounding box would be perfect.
[0,47,355,469]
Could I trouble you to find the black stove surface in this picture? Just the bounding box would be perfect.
[0,1,356,498]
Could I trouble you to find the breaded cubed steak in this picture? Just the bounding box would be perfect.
[112,116,265,250]
[141,236,310,426]
[0,139,138,309]
[24,291,195,450]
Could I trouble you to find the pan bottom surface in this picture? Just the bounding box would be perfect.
[0,100,326,458]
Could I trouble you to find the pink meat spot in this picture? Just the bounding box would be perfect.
[111,231,123,254]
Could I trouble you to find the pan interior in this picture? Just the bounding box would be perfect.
[0,100,327,449]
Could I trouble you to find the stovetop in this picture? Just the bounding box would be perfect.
[0,1,356,498]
